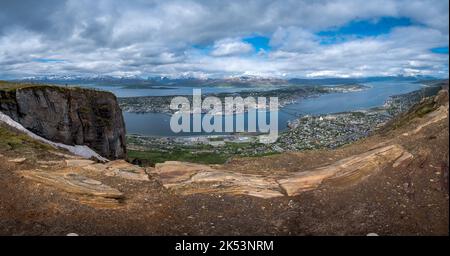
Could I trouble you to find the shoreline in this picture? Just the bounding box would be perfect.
[126,84,443,165]
[118,84,368,114]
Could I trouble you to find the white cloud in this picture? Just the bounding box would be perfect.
[270,27,319,52]
[210,38,254,57]
[0,0,448,78]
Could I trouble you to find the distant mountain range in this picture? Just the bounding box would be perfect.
[15,74,438,88]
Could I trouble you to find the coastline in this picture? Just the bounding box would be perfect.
[126,83,443,165]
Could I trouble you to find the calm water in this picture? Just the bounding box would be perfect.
[81,81,423,136]
[281,81,424,116]
[87,85,262,97]
[120,81,424,137]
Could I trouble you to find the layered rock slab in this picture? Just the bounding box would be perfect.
[103,160,150,181]
[153,145,413,198]
[151,161,284,198]
[63,159,150,181]
[19,169,123,207]
[18,145,415,201]
[17,159,150,207]
[278,144,411,196]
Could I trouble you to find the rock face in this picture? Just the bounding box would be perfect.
[0,85,126,159]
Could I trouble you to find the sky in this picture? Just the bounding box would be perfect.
[0,0,448,79]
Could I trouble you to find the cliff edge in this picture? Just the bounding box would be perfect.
[0,81,126,159]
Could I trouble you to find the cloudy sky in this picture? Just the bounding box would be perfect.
[0,0,448,79]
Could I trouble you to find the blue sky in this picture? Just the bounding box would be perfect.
[0,0,448,79]
[33,58,67,63]
[319,17,413,37]
[431,47,449,54]
[209,17,447,58]
[244,36,271,52]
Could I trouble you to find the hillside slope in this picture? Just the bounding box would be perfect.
[0,86,448,235]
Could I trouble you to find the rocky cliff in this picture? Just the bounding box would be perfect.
[0,83,126,159]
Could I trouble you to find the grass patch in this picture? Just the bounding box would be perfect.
[250,151,281,157]
[0,125,52,152]
[208,137,224,142]
[128,149,229,166]
[0,80,64,92]
[224,142,254,149]
[0,80,112,95]
[415,104,436,117]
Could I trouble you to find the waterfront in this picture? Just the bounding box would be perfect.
[125,84,441,166]
[122,80,424,137]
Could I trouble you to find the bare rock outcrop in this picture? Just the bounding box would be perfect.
[0,85,126,159]
[18,158,151,207]
[278,144,411,196]
[19,169,124,207]
[64,159,150,181]
[151,161,284,198]
[152,144,413,198]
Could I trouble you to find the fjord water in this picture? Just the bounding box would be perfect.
[112,81,424,137]
[285,81,423,115]
[89,84,258,97]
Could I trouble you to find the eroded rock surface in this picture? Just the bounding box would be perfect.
[153,144,413,198]
[65,159,150,181]
[65,159,95,167]
[152,161,217,186]
[151,161,284,198]
[17,158,151,207]
[279,144,410,196]
[103,160,150,181]
[19,169,123,207]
